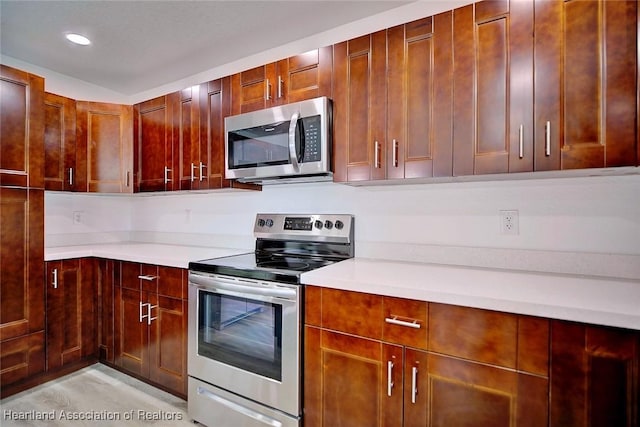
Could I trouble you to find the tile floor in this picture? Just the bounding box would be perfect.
[0,364,194,426]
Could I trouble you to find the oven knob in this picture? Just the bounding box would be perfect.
[324,220,333,229]
[314,220,323,229]
[334,220,344,230]
[266,219,274,228]
[258,219,266,227]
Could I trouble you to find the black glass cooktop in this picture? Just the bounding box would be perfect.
[189,252,338,284]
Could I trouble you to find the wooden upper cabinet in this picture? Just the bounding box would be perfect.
[44,92,78,191]
[387,13,454,180]
[333,32,387,182]
[230,47,332,115]
[199,77,232,189]
[134,96,174,192]
[0,65,44,188]
[76,101,133,193]
[534,0,638,170]
[172,86,203,190]
[453,0,534,176]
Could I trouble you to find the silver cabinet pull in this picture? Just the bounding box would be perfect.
[199,162,206,181]
[545,121,551,157]
[385,316,421,329]
[374,141,380,169]
[68,167,74,186]
[392,139,399,167]
[164,166,172,184]
[411,366,418,404]
[191,163,197,182]
[52,268,58,289]
[139,301,147,323]
[387,360,395,397]
[138,275,157,281]
[147,304,158,325]
[265,78,271,101]
[518,125,524,159]
[196,386,283,427]
[277,75,284,99]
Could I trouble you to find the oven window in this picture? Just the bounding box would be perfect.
[197,290,282,381]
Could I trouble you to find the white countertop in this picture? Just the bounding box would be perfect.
[300,258,640,331]
[45,243,249,269]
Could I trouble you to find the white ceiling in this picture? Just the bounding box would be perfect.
[0,0,414,96]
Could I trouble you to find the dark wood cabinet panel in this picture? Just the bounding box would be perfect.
[387,13,454,179]
[172,86,202,190]
[534,0,637,170]
[231,47,332,114]
[333,32,387,182]
[97,259,118,363]
[304,326,402,427]
[550,320,639,427]
[134,96,174,192]
[0,188,44,387]
[44,92,78,191]
[453,0,534,176]
[199,77,231,189]
[114,261,187,396]
[427,352,548,426]
[0,65,44,188]
[320,288,383,339]
[76,101,133,193]
[45,258,97,371]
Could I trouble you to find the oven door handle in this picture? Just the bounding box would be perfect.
[189,273,297,300]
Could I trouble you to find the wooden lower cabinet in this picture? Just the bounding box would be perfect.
[45,258,97,371]
[114,261,187,396]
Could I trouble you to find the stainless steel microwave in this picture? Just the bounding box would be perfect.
[224,96,332,184]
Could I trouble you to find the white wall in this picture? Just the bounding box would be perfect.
[45,174,640,279]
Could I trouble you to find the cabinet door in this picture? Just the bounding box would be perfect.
[0,65,44,188]
[275,46,333,105]
[231,64,274,114]
[550,321,639,427]
[387,13,454,179]
[0,188,45,387]
[427,353,548,426]
[44,92,78,191]
[173,86,202,190]
[148,295,187,396]
[134,96,173,192]
[45,258,96,371]
[200,77,232,189]
[304,326,402,427]
[115,287,148,376]
[453,0,534,175]
[333,32,387,182]
[535,0,637,170]
[98,259,118,363]
[0,188,44,341]
[76,101,133,193]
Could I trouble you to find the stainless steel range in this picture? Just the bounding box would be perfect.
[187,213,354,427]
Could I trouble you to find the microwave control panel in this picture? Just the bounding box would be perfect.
[301,115,321,162]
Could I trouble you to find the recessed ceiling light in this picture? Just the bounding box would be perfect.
[65,33,91,46]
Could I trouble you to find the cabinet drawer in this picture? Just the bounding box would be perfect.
[0,332,45,387]
[382,296,428,350]
[321,288,383,339]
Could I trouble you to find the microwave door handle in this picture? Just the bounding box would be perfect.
[288,111,300,171]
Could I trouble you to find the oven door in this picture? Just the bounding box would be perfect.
[188,272,301,417]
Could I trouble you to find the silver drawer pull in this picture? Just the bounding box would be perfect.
[138,275,157,281]
[385,316,421,329]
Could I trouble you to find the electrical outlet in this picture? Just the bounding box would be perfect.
[72,211,83,225]
[500,210,519,235]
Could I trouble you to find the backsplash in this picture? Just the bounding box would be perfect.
[45,174,640,279]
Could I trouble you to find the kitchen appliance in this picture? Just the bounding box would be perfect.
[187,213,354,427]
[224,97,332,184]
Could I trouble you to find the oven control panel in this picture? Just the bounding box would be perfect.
[254,213,353,244]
